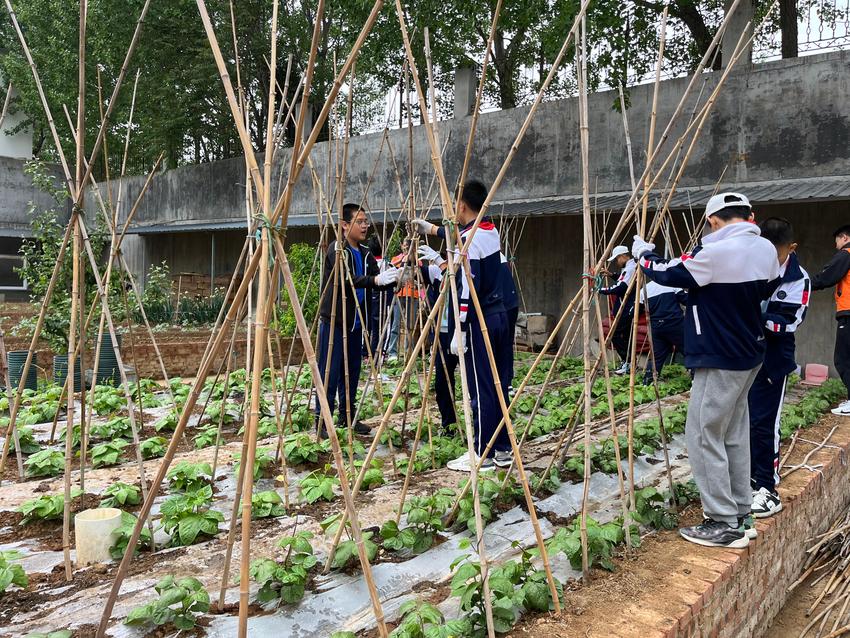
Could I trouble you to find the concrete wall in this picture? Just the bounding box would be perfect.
[111,50,850,228]
[0,156,65,236]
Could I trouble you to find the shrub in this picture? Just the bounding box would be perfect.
[124,575,209,629]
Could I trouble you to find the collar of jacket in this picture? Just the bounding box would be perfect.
[780,251,804,283]
[702,220,762,245]
[460,217,494,233]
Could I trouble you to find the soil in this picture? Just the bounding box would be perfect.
[766,578,826,637]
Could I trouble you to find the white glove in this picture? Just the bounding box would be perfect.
[450,331,468,356]
[375,266,400,287]
[631,235,656,259]
[417,244,444,266]
[412,218,436,236]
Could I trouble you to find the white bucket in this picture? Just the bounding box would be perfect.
[75,508,122,566]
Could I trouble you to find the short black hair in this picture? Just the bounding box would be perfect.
[458,180,488,213]
[711,205,751,222]
[833,225,850,239]
[759,217,794,246]
[341,202,362,223]
[367,234,382,256]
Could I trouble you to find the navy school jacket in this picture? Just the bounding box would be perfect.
[600,258,637,315]
[639,281,686,325]
[437,218,505,327]
[761,252,810,381]
[639,222,781,370]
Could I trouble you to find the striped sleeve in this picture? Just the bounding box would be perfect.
[764,276,810,334]
[640,247,703,289]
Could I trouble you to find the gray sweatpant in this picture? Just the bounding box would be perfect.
[686,366,761,526]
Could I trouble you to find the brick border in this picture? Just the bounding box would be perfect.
[658,420,850,638]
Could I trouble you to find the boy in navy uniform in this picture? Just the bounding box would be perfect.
[315,204,399,437]
[413,180,512,470]
[632,193,780,548]
[639,280,686,385]
[748,217,810,519]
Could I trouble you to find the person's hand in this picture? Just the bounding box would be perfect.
[599,268,612,277]
[375,266,400,286]
[450,331,468,356]
[631,235,655,259]
[418,244,444,266]
[412,218,436,236]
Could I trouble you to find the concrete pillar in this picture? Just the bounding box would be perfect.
[722,0,754,67]
[453,66,477,119]
[295,101,314,141]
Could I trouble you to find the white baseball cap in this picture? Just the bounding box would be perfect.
[608,245,630,262]
[705,192,751,218]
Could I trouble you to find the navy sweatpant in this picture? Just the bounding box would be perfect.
[315,321,363,428]
[747,368,786,493]
[645,318,685,384]
[434,331,458,429]
[466,311,512,457]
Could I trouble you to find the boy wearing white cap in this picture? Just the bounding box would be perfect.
[632,193,781,549]
[600,245,636,374]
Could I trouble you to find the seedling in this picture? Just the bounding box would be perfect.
[125,575,210,629]
[10,426,40,454]
[90,439,128,468]
[100,482,141,508]
[249,530,317,603]
[159,485,223,546]
[234,446,276,481]
[300,467,339,504]
[166,461,213,492]
[380,488,454,556]
[250,490,286,519]
[0,550,28,593]
[140,436,168,459]
[24,449,64,477]
[17,489,82,524]
[110,511,153,559]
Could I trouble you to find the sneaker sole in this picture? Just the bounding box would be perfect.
[446,462,496,473]
[493,458,513,468]
[745,528,757,540]
[753,503,782,519]
[831,407,850,415]
[679,530,750,549]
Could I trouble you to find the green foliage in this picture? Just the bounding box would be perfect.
[545,517,634,572]
[300,468,339,504]
[167,461,213,492]
[140,436,167,459]
[632,486,678,530]
[380,488,454,556]
[24,449,64,477]
[355,459,385,490]
[154,410,179,433]
[283,432,325,465]
[672,480,701,507]
[0,550,28,593]
[529,468,562,495]
[178,289,225,326]
[125,575,210,630]
[278,243,320,335]
[389,600,446,638]
[454,476,515,534]
[10,426,40,454]
[398,435,466,475]
[249,531,317,604]
[135,262,174,325]
[110,511,153,559]
[90,416,131,440]
[250,490,286,519]
[91,386,125,416]
[159,485,223,547]
[90,439,128,468]
[100,482,141,508]
[193,424,220,450]
[234,447,276,481]
[57,423,81,450]
[331,531,378,571]
[17,489,81,524]
[780,379,846,439]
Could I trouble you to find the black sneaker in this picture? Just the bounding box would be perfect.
[751,487,782,519]
[679,518,749,549]
[738,515,757,540]
[352,420,371,435]
[493,450,514,468]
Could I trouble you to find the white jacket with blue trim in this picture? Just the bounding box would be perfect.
[639,222,781,370]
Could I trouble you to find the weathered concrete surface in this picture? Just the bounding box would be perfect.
[110,50,850,230]
[0,156,66,236]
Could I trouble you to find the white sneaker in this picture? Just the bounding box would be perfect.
[751,487,782,518]
[446,452,495,472]
[831,400,850,416]
[614,362,630,375]
[387,354,398,363]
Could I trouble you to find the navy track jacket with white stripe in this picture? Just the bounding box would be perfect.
[438,218,505,328]
[639,222,781,370]
[600,258,637,314]
[762,252,810,381]
[639,281,686,325]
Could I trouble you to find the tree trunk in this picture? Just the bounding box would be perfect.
[780,0,798,58]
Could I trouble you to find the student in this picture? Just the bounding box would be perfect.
[316,204,399,437]
[386,239,422,362]
[599,245,637,374]
[413,180,512,470]
[632,192,780,549]
[417,244,458,433]
[366,234,392,358]
[811,225,850,415]
[748,217,810,519]
[639,280,686,385]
